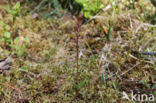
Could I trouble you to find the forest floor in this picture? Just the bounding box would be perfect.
[0,0,155,103]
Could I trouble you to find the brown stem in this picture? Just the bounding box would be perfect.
[75,14,83,90]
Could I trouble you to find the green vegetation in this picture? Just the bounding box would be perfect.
[31,0,104,18]
[0,2,29,57]
[5,2,20,21]
[0,0,155,102]
[75,0,104,18]
[0,21,29,57]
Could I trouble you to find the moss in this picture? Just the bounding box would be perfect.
[0,0,155,102]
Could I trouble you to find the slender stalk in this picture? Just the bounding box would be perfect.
[75,14,83,92]
[76,26,79,75]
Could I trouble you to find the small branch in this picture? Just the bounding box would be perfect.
[140,51,156,55]
[117,63,139,78]
[132,50,156,56]
[141,36,156,50]
[135,23,156,34]
[106,63,139,80]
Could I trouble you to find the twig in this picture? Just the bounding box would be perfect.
[135,23,156,34]
[117,63,139,78]
[106,63,139,79]
[132,50,156,56]
[141,36,156,50]
[140,51,156,55]
[128,13,133,29]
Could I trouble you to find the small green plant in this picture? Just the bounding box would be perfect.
[75,0,104,18]
[10,37,29,57]
[20,65,30,72]
[73,80,86,91]
[5,2,20,21]
[29,101,36,103]
[0,2,29,57]
[0,21,12,45]
[0,21,29,57]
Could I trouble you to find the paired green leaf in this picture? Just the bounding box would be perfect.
[73,80,86,91]
[112,82,118,91]
[5,2,20,20]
